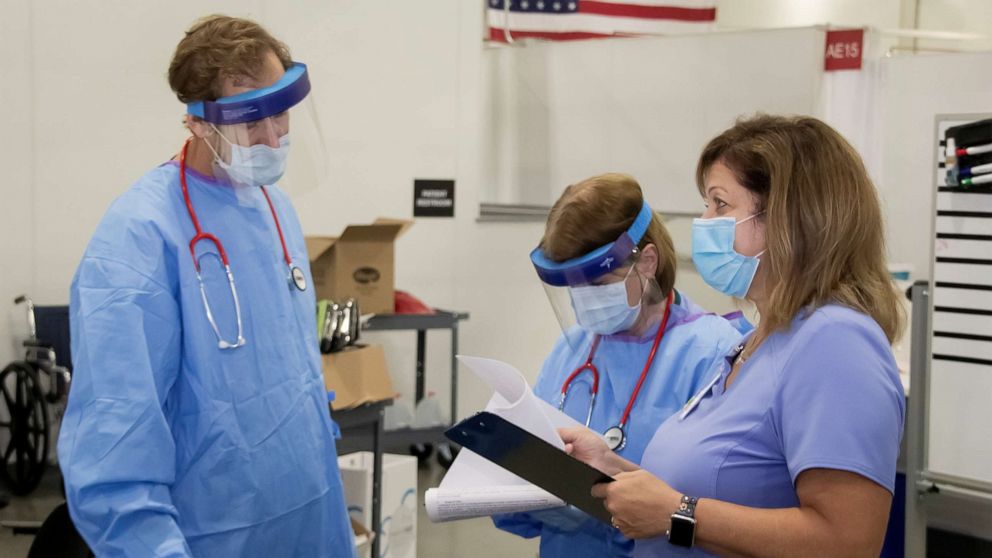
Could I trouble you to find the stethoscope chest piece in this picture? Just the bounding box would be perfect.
[604,425,626,451]
[290,265,307,291]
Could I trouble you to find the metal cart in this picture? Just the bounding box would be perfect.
[332,310,468,557]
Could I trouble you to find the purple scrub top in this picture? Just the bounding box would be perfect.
[635,304,905,557]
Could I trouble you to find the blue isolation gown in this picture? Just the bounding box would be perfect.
[58,161,356,557]
[493,294,746,558]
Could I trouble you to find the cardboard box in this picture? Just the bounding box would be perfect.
[339,452,418,558]
[323,344,395,411]
[306,218,413,314]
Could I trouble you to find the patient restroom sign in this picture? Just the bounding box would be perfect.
[414,179,455,218]
[824,29,864,71]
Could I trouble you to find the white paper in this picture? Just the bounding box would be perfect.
[424,356,586,523]
[460,356,565,447]
[424,485,564,522]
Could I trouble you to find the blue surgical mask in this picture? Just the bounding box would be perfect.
[568,268,641,335]
[211,131,291,188]
[691,213,765,298]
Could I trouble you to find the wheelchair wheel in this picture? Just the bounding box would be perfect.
[409,443,433,463]
[0,362,50,495]
[436,442,458,469]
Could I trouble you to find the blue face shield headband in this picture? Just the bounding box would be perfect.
[530,202,654,287]
[186,62,311,125]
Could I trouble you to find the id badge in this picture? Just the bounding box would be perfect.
[679,373,720,420]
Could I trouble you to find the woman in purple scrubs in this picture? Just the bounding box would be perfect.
[561,114,906,557]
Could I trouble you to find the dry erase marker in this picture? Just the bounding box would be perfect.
[957,142,992,157]
[945,138,957,166]
[960,162,992,178]
[962,174,992,187]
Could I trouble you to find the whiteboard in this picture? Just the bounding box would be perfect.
[926,114,992,485]
[878,50,992,485]
[480,27,826,213]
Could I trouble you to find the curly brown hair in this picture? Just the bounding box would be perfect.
[168,15,292,104]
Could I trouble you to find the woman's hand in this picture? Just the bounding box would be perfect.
[558,427,613,473]
[591,470,682,539]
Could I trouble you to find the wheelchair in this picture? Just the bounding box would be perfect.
[0,296,71,496]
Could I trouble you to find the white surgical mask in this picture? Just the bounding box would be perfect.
[568,268,641,335]
[209,129,290,188]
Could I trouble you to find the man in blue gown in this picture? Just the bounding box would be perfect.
[57,15,355,557]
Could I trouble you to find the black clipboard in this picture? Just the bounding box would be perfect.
[445,411,615,525]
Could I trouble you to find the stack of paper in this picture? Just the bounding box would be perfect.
[424,356,583,522]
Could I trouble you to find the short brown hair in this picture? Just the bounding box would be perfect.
[168,15,292,104]
[696,114,904,342]
[541,173,677,296]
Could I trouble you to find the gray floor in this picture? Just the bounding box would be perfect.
[0,471,63,557]
[0,462,538,558]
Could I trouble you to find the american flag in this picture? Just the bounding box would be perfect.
[487,0,717,42]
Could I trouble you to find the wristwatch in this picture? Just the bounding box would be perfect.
[667,495,698,548]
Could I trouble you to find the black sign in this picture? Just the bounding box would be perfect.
[413,179,455,218]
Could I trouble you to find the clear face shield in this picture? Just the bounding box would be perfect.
[542,253,665,347]
[531,203,670,449]
[186,62,328,196]
[531,202,666,353]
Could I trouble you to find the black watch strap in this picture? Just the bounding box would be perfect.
[677,495,698,518]
[667,495,698,548]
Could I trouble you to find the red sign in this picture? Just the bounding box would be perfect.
[824,29,864,71]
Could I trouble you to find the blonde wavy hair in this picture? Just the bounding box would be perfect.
[696,115,904,343]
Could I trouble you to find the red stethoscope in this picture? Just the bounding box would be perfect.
[179,138,307,350]
[557,290,674,451]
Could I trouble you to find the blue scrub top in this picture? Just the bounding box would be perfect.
[494,295,745,558]
[635,304,905,557]
[58,162,356,557]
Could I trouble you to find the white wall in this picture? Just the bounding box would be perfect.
[0,0,35,366]
[480,27,827,213]
[717,0,903,29]
[717,0,992,51]
[0,0,562,421]
[716,0,992,37]
[255,1,563,417]
[878,51,992,288]
[0,0,258,370]
[916,0,992,50]
[0,0,755,425]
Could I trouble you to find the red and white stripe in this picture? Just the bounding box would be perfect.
[488,0,716,42]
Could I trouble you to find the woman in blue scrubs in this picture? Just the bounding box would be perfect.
[562,116,906,556]
[494,173,747,557]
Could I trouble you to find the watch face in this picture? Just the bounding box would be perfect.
[668,515,696,548]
